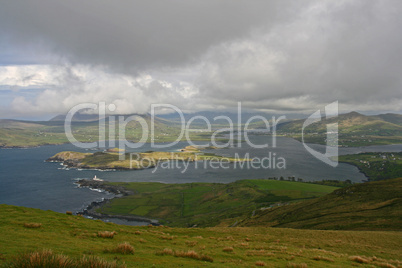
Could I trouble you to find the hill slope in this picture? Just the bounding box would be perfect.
[90,179,338,227]
[0,204,401,267]
[239,178,402,230]
[277,112,402,146]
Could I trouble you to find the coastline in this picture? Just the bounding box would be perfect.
[76,179,159,226]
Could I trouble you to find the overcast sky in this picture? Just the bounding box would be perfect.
[0,0,401,119]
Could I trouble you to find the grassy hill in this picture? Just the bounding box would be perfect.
[338,152,402,181]
[0,204,401,267]
[277,112,402,146]
[239,178,402,231]
[91,180,338,227]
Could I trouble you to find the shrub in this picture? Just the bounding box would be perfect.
[134,230,141,235]
[23,222,42,228]
[66,211,73,215]
[97,231,116,238]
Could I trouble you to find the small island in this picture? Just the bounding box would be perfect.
[46,147,248,170]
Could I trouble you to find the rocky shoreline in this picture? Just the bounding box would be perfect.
[76,179,159,225]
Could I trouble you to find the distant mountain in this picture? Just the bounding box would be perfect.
[239,177,402,230]
[376,113,402,125]
[49,112,104,122]
[0,113,181,148]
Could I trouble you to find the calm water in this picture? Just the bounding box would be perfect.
[1,136,401,218]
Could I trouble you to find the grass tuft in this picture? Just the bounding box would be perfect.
[114,242,135,255]
[287,263,308,268]
[156,248,213,262]
[222,247,234,252]
[97,231,116,239]
[4,249,125,268]
[23,222,42,228]
[255,260,266,266]
[349,255,370,264]
[312,256,334,262]
[185,241,198,247]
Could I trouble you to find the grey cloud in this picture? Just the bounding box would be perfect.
[0,0,294,71]
[1,0,401,116]
[195,0,402,112]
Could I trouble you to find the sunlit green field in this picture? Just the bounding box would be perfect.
[97,180,338,227]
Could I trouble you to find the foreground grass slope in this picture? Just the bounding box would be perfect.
[0,204,401,267]
[97,180,338,227]
[239,178,402,230]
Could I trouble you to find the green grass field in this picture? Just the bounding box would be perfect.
[97,180,338,227]
[240,178,402,231]
[0,204,401,267]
